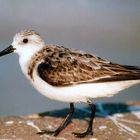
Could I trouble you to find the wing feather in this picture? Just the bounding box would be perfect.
[37,45,140,86]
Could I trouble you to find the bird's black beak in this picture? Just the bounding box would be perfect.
[0,45,15,57]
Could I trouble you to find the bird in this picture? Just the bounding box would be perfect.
[0,30,140,138]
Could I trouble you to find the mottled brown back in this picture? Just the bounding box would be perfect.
[29,45,140,86]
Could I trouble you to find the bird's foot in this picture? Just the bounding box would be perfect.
[37,129,60,136]
[72,130,93,138]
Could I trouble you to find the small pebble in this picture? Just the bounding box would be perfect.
[99,125,107,130]
[5,121,14,125]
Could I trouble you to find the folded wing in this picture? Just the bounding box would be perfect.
[37,46,140,86]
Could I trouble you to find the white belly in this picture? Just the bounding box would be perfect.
[31,70,140,103]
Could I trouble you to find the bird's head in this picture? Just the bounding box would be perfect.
[0,30,45,58]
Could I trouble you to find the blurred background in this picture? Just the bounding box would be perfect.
[0,0,140,115]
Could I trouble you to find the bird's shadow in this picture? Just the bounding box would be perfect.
[38,102,140,119]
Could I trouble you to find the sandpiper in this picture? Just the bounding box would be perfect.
[0,30,140,138]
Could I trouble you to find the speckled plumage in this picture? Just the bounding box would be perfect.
[27,44,140,86]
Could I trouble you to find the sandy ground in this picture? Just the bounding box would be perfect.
[0,102,140,140]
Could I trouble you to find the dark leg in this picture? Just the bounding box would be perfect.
[37,103,74,136]
[72,102,96,138]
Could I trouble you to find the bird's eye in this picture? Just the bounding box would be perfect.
[23,38,28,43]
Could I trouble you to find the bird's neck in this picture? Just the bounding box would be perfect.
[18,47,42,79]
